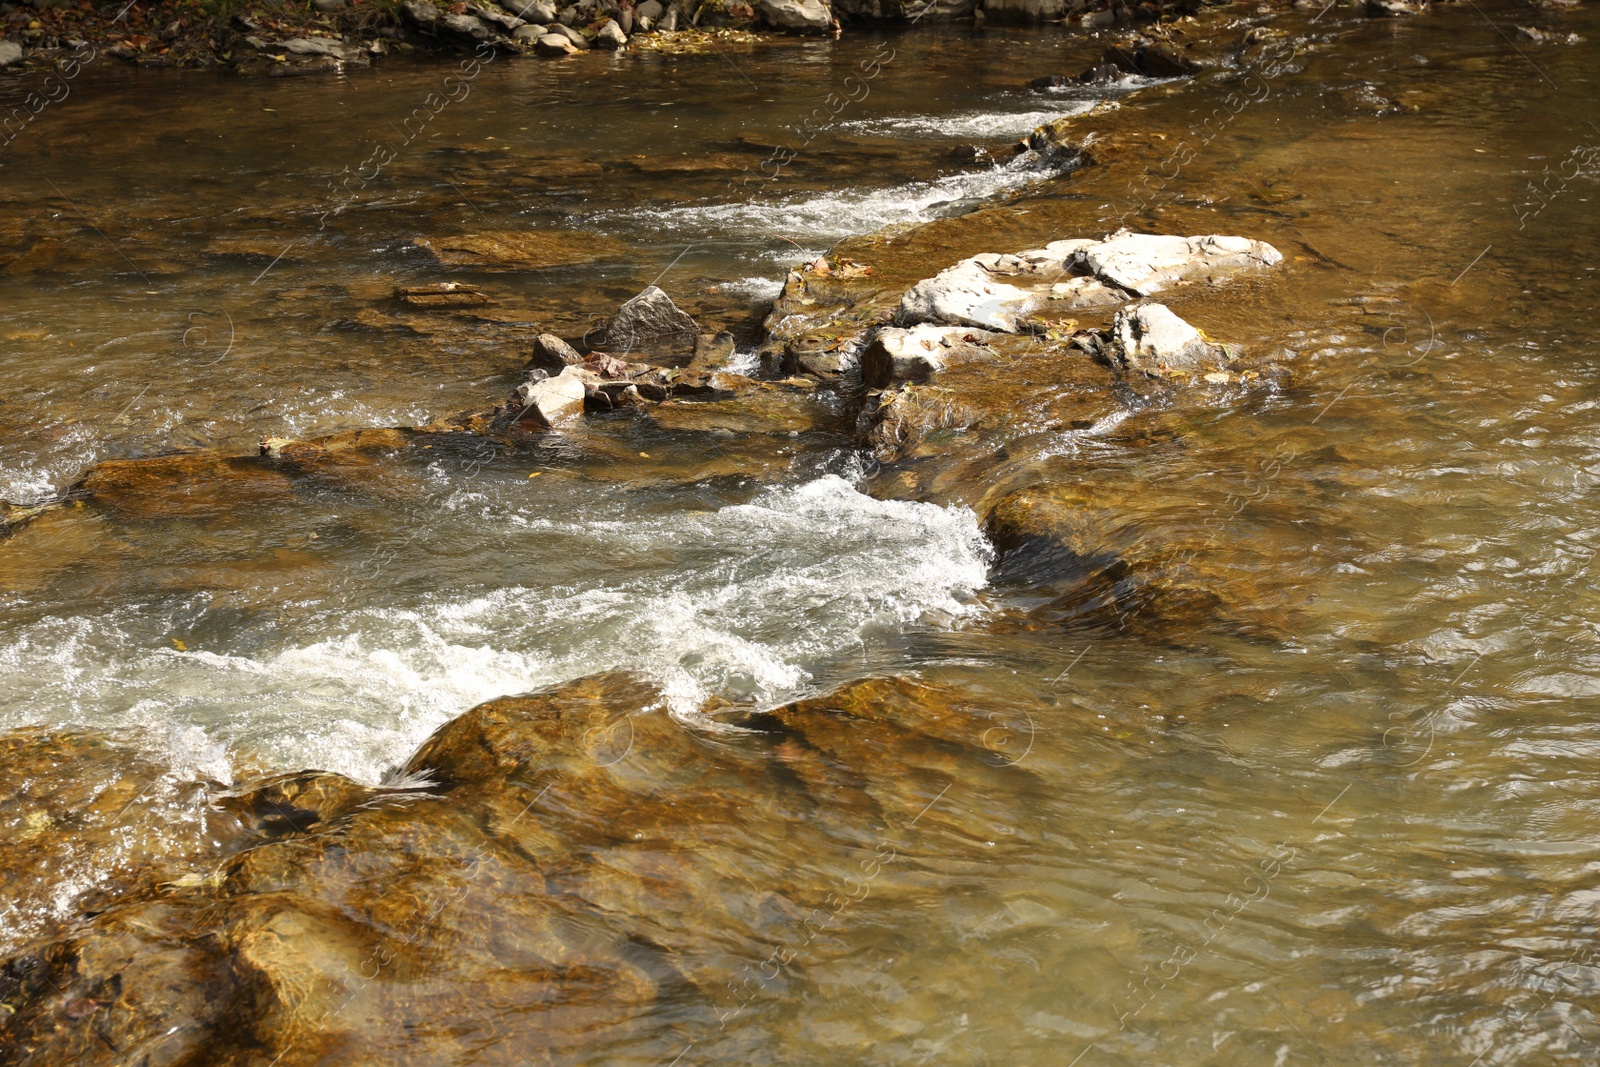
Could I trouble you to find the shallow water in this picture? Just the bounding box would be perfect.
[4,1,1600,1063]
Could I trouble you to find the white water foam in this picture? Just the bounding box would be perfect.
[0,477,991,783]
[838,102,1095,141]
[627,153,1061,248]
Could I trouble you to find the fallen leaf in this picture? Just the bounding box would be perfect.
[172,638,187,651]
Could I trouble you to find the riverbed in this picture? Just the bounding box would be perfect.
[3,2,1600,1063]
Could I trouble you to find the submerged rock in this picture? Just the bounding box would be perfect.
[414,231,627,270]
[0,672,1040,1066]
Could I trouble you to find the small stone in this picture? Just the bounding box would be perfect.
[637,0,663,17]
[0,41,22,67]
[512,22,546,39]
[660,6,678,30]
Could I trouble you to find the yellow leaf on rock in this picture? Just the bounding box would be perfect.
[172,639,187,651]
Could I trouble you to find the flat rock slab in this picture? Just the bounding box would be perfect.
[896,230,1282,331]
[414,231,627,270]
[1076,232,1283,297]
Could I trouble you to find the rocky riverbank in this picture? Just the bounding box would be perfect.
[0,0,1219,75]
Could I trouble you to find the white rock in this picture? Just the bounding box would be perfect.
[758,0,832,31]
[0,41,20,69]
[1078,230,1282,297]
[518,366,589,421]
[1109,303,1225,375]
[898,261,1042,332]
[863,324,996,388]
[594,17,627,47]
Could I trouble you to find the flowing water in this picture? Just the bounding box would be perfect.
[3,2,1600,1063]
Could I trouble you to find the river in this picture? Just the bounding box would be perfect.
[2,1,1599,1063]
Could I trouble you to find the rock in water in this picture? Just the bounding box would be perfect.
[1366,0,1426,15]
[862,325,997,388]
[1076,232,1282,297]
[594,17,628,47]
[759,0,832,31]
[517,366,590,422]
[1108,303,1226,375]
[897,261,1042,332]
[607,286,697,355]
[530,332,585,374]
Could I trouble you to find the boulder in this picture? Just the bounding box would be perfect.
[0,41,21,68]
[1108,303,1226,376]
[594,17,628,47]
[1077,231,1282,296]
[500,0,557,20]
[551,21,592,47]
[530,332,585,374]
[1102,38,1202,78]
[862,325,997,388]
[758,0,832,31]
[536,31,580,53]
[607,285,698,355]
[660,6,678,30]
[471,3,527,30]
[637,0,663,16]
[439,11,495,39]
[402,0,441,28]
[281,36,348,56]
